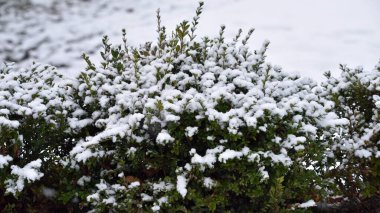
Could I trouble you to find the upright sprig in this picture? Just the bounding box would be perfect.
[218,25,226,44]
[100,36,111,64]
[175,21,190,54]
[242,28,255,45]
[82,53,96,71]
[233,28,243,43]
[122,28,129,54]
[132,48,140,82]
[190,1,204,41]
[156,9,167,55]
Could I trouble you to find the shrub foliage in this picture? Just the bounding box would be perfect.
[0,3,379,212]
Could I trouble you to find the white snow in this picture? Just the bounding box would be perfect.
[141,193,153,201]
[319,112,350,127]
[203,177,216,189]
[153,181,174,192]
[10,159,44,182]
[5,159,44,195]
[355,149,372,158]
[128,181,141,189]
[1,0,379,81]
[302,124,317,135]
[156,130,175,144]
[259,166,269,181]
[0,117,20,129]
[268,152,293,166]
[190,146,224,168]
[185,126,198,137]
[103,196,116,205]
[298,199,316,208]
[0,155,13,168]
[176,174,188,198]
[218,147,250,163]
[77,176,91,186]
[152,205,160,212]
[158,196,168,205]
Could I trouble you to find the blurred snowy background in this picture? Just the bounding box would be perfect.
[1,0,379,81]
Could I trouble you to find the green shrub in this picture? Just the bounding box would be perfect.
[0,2,379,212]
[0,62,82,210]
[322,64,380,199]
[67,3,345,211]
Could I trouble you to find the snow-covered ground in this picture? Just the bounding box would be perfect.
[1,0,379,81]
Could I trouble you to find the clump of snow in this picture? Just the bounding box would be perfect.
[158,196,169,205]
[218,147,250,163]
[0,155,13,168]
[128,181,141,189]
[156,130,175,144]
[318,112,349,128]
[152,205,161,212]
[298,200,316,208]
[176,175,188,198]
[355,149,372,158]
[258,166,269,181]
[190,146,224,168]
[141,193,153,202]
[152,181,174,195]
[5,159,44,195]
[77,176,91,186]
[185,126,198,137]
[203,177,216,188]
[87,180,127,207]
[268,152,293,166]
[0,117,20,129]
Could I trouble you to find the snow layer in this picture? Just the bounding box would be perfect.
[176,175,188,198]
[5,159,44,195]
[298,199,316,208]
[1,0,379,81]
[156,130,175,144]
[0,155,13,168]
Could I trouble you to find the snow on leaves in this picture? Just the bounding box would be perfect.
[5,159,44,195]
[0,3,379,212]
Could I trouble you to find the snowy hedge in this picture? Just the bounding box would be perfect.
[322,64,380,200]
[1,3,379,212]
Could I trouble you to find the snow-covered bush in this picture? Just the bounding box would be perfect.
[322,63,380,199]
[0,2,379,212]
[66,3,348,211]
[0,62,83,210]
